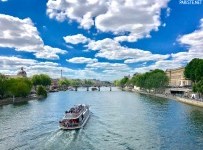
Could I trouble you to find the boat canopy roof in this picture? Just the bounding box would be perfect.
[63,104,88,119]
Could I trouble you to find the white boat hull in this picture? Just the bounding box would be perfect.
[60,113,90,130]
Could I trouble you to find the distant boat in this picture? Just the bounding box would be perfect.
[49,89,59,92]
[68,87,74,91]
[59,104,90,130]
[91,87,98,91]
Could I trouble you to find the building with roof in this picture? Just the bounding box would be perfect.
[17,67,27,77]
[165,67,192,87]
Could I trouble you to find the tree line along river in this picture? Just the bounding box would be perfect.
[0,87,203,150]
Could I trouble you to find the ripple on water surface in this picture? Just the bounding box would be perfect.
[1,88,203,149]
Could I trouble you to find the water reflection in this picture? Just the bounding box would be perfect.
[1,89,203,149]
[139,93,169,106]
[13,101,29,106]
[187,109,203,134]
[189,109,203,124]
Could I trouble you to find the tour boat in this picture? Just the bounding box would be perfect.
[59,104,90,130]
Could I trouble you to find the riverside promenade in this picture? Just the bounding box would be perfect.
[130,88,203,108]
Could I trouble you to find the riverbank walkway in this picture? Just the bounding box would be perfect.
[132,89,203,108]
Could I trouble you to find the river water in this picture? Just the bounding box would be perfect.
[0,87,203,150]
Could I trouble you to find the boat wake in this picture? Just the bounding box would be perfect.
[43,129,82,149]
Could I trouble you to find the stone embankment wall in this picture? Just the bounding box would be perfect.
[0,97,38,106]
[131,88,203,108]
[176,97,203,107]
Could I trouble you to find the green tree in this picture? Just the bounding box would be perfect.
[119,76,129,90]
[193,79,203,97]
[70,79,81,91]
[37,85,47,97]
[113,80,121,86]
[59,78,70,86]
[32,74,41,89]
[196,61,203,82]
[32,74,51,88]
[120,77,129,86]
[0,74,9,99]
[129,76,136,86]
[40,74,51,87]
[184,58,203,98]
[196,80,203,95]
[184,58,203,82]
[58,78,71,90]
[70,79,81,87]
[84,79,93,86]
[129,69,168,93]
[58,79,65,87]
[133,74,146,89]
[8,77,32,97]
[146,70,168,93]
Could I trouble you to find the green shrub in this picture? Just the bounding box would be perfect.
[37,85,47,97]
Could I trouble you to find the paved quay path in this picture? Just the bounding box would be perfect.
[132,89,203,108]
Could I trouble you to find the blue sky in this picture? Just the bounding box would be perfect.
[0,0,202,81]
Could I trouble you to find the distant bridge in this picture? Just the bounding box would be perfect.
[72,85,113,91]
[51,79,114,91]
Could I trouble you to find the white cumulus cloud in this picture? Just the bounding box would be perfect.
[46,0,108,29]
[35,45,67,60]
[47,0,170,42]
[0,14,67,60]
[0,14,44,52]
[87,38,169,62]
[172,18,203,61]
[0,56,127,80]
[124,54,170,63]
[67,57,98,64]
[131,18,203,73]
[63,34,90,44]
[86,62,130,71]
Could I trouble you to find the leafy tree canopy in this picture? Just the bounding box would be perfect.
[37,85,47,97]
[58,78,71,87]
[32,74,51,87]
[84,79,93,86]
[70,79,82,87]
[193,79,203,94]
[184,58,203,82]
[8,77,32,97]
[116,69,168,92]
[0,74,9,99]
[120,77,129,87]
